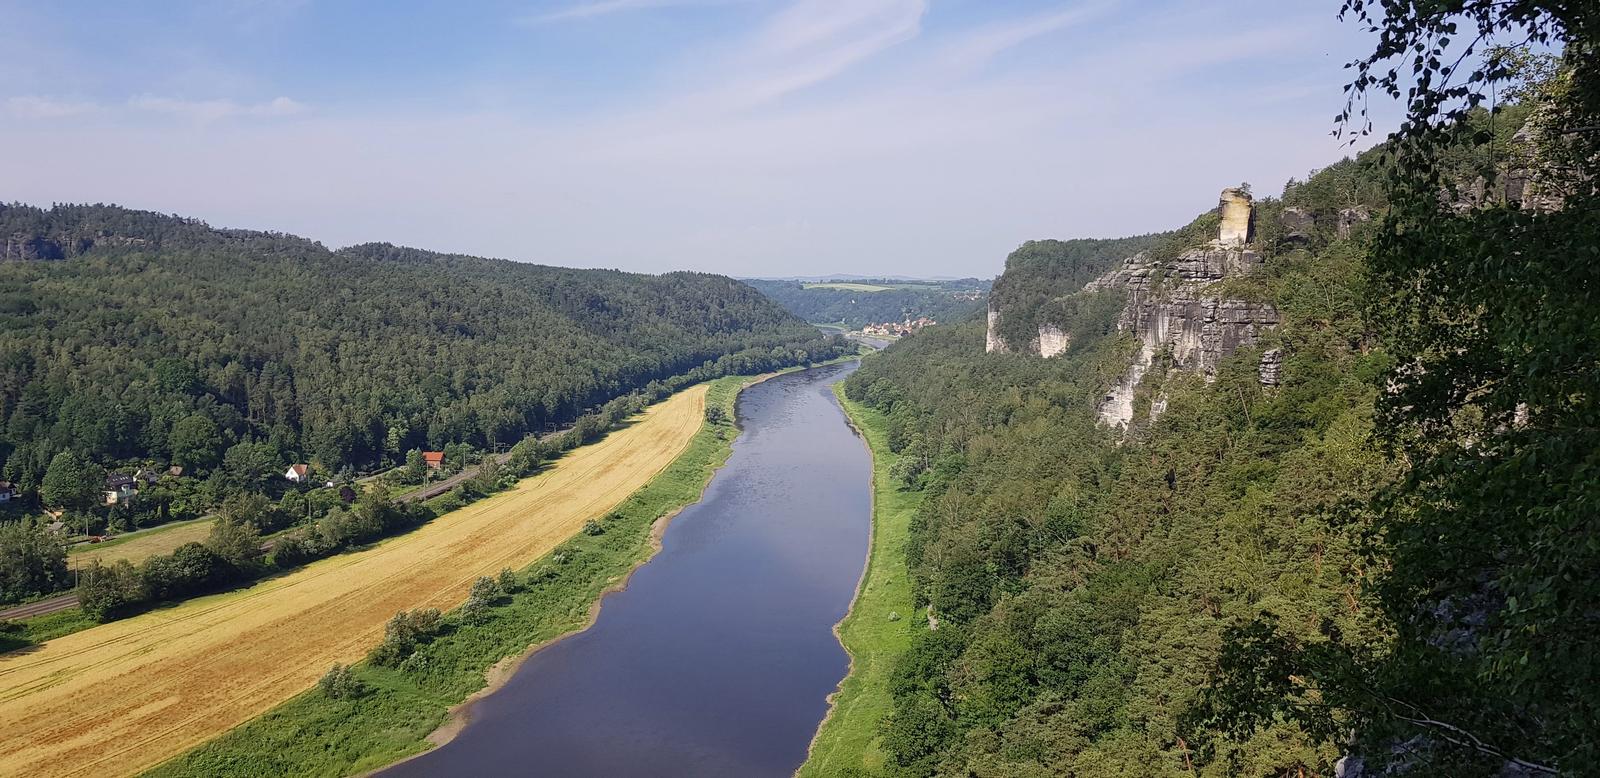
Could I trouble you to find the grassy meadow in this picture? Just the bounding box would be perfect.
[800,386,920,777]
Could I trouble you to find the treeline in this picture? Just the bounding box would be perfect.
[70,338,849,621]
[743,278,989,328]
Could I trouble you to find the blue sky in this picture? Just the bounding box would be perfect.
[1,0,1396,277]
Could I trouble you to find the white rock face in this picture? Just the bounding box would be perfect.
[1037,324,1069,358]
[1089,242,1280,430]
[1219,187,1253,245]
[985,308,1007,353]
[1099,338,1155,428]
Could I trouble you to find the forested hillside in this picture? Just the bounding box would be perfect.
[744,278,988,328]
[842,157,1390,775]
[0,203,839,504]
[836,20,1597,773]
[984,235,1162,349]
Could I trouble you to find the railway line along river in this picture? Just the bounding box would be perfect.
[383,362,872,777]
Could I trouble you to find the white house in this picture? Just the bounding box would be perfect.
[104,474,137,505]
[285,463,310,484]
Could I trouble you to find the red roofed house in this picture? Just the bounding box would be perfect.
[422,451,445,470]
[284,463,311,484]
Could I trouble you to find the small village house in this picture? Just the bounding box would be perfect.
[104,474,137,505]
[284,463,310,484]
[0,481,15,502]
[422,451,445,470]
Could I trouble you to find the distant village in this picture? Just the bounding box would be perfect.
[859,317,936,338]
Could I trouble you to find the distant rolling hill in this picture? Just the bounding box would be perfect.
[0,202,845,489]
[743,276,990,328]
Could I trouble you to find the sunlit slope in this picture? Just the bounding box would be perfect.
[0,385,707,778]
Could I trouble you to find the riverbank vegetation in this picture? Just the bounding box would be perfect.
[142,372,770,777]
[800,388,920,777]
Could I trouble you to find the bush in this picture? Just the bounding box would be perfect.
[77,559,145,621]
[318,663,363,699]
[704,405,727,425]
[496,567,519,594]
[370,608,443,667]
[268,531,316,569]
[468,575,501,604]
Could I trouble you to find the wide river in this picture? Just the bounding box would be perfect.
[383,362,872,777]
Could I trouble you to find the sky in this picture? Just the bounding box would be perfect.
[0,0,1397,278]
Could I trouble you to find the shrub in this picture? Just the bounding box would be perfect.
[370,607,443,667]
[318,663,363,699]
[77,560,145,621]
[582,519,605,536]
[468,575,501,604]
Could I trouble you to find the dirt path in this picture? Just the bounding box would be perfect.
[0,386,707,778]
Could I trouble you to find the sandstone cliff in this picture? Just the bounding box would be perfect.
[985,188,1282,432]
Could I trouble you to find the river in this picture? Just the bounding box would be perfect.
[382,362,872,777]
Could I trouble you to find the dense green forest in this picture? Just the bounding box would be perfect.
[984,236,1163,348]
[843,160,1389,776]
[744,277,989,328]
[0,204,848,602]
[838,6,1597,773]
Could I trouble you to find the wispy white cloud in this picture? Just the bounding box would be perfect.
[128,95,307,122]
[5,95,100,119]
[940,1,1116,70]
[688,0,927,107]
[519,0,739,25]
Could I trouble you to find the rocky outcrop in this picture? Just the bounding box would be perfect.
[986,312,1071,358]
[1037,324,1069,358]
[1,232,149,261]
[985,309,1008,353]
[1280,207,1314,243]
[986,186,1282,431]
[1336,208,1371,239]
[1089,189,1280,430]
[1258,348,1283,387]
[1218,187,1253,245]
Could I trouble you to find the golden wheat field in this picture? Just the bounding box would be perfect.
[0,385,707,778]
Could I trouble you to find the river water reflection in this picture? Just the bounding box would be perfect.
[382,362,871,777]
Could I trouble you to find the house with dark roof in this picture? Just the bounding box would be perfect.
[104,474,137,505]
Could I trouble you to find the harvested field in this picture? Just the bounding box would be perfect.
[0,385,707,778]
[70,518,216,568]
